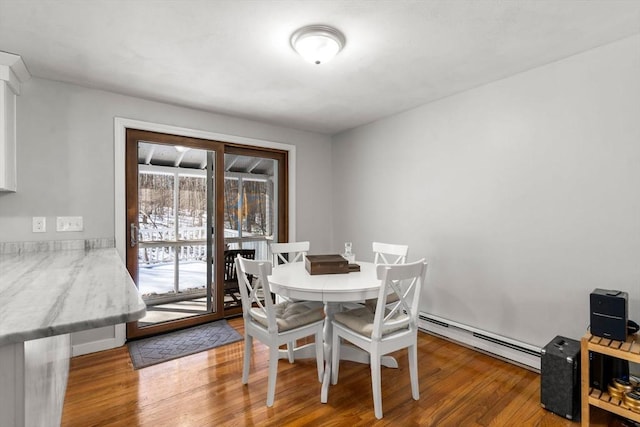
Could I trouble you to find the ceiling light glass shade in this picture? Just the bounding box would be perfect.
[291,25,345,65]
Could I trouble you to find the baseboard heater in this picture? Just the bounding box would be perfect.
[418,312,542,371]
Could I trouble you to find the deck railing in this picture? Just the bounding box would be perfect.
[138,227,271,265]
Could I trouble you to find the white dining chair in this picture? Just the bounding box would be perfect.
[270,241,311,361]
[270,241,310,266]
[364,242,410,310]
[372,241,409,265]
[235,255,325,407]
[330,259,428,419]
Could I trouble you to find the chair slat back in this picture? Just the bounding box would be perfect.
[372,242,408,265]
[270,241,310,266]
[372,259,427,340]
[224,249,255,283]
[235,256,277,332]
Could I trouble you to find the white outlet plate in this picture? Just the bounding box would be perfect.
[56,216,83,232]
[32,217,46,233]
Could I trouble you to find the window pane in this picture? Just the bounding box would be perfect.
[178,175,206,241]
[138,172,174,241]
[242,180,271,236]
[224,178,239,238]
[138,245,176,297]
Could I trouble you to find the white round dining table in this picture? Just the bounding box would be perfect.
[268,261,383,302]
[268,261,398,404]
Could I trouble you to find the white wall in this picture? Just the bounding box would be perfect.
[332,35,640,347]
[3,35,639,355]
[0,77,334,252]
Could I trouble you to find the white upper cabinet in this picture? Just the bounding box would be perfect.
[0,52,30,192]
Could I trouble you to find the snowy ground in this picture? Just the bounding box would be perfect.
[138,261,207,295]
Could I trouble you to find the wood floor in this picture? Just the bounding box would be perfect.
[62,317,578,427]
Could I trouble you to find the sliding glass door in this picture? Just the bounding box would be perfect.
[125,130,288,339]
[126,130,223,339]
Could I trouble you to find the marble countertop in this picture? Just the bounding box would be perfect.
[0,248,146,346]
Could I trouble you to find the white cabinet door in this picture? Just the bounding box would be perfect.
[0,82,17,192]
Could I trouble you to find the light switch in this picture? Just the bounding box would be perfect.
[56,216,83,232]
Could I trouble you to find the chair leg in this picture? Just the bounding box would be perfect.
[266,345,279,407]
[242,334,252,384]
[331,329,340,385]
[315,328,324,382]
[287,341,295,363]
[371,354,383,419]
[408,343,419,400]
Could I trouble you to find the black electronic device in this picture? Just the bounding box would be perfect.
[589,351,630,391]
[540,336,581,421]
[589,351,606,391]
[590,288,628,342]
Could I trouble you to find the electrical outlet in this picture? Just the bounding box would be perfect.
[56,216,83,232]
[32,217,46,233]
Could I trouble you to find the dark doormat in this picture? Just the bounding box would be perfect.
[128,319,243,369]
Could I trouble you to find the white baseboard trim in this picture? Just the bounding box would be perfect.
[418,312,542,371]
[71,324,126,357]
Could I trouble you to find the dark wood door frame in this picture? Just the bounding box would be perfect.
[125,129,225,339]
[224,144,289,245]
[125,129,289,339]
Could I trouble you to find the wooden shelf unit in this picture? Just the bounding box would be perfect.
[581,332,640,426]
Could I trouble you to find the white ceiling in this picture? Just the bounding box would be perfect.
[1,0,639,135]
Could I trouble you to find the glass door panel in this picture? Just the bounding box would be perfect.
[222,152,278,310]
[176,174,208,311]
[135,152,211,326]
[126,130,223,339]
[137,171,176,303]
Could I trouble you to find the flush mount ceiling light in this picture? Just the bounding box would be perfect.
[290,25,345,65]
